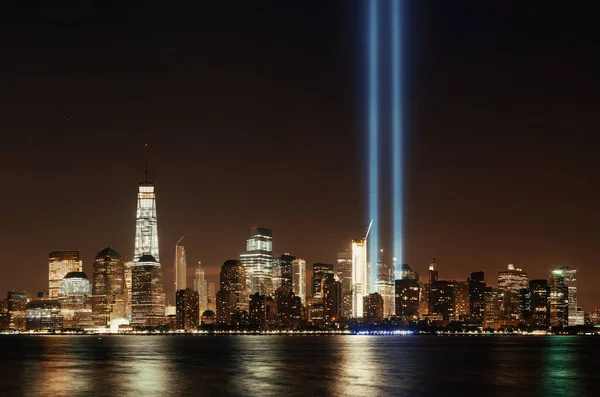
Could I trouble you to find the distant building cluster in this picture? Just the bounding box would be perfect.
[0,173,597,333]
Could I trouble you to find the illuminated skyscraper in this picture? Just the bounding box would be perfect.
[395,279,419,321]
[240,227,273,295]
[376,250,394,318]
[292,258,307,304]
[497,264,528,322]
[92,247,125,326]
[273,254,295,290]
[322,274,342,325]
[49,251,82,299]
[59,272,93,329]
[427,259,438,315]
[216,260,248,325]
[134,166,160,263]
[336,250,353,319]
[454,281,470,321]
[7,291,28,331]
[352,238,368,318]
[174,237,187,293]
[364,292,384,323]
[529,279,549,328]
[312,263,334,298]
[194,262,208,322]
[468,272,486,322]
[176,288,199,331]
[131,159,165,326]
[131,255,165,326]
[549,267,578,327]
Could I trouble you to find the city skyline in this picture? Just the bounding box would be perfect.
[1,2,598,311]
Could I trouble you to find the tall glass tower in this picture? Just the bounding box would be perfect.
[134,160,159,262]
[240,227,273,295]
[131,156,165,326]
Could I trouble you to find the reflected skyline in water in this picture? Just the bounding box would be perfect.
[2,336,599,396]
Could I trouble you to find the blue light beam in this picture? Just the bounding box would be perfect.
[392,0,403,278]
[368,0,379,294]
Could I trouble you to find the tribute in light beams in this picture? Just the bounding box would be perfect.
[367,0,379,294]
[392,0,404,278]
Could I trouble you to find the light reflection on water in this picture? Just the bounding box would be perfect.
[2,335,599,397]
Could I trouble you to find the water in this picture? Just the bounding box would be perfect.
[0,335,598,396]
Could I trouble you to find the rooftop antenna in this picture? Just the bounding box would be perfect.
[144,143,149,181]
[364,219,374,240]
[176,233,187,246]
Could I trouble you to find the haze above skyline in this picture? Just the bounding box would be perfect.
[1,2,598,308]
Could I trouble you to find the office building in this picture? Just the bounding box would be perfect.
[176,288,199,331]
[174,240,187,292]
[7,291,28,331]
[312,262,334,298]
[240,227,273,295]
[131,159,165,326]
[430,280,455,321]
[92,247,125,326]
[49,251,82,299]
[363,292,384,323]
[273,254,295,290]
[397,263,418,281]
[454,281,470,321]
[395,278,419,321]
[468,272,486,322]
[194,262,208,322]
[59,272,93,329]
[428,259,438,315]
[292,258,307,304]
[249,293,267,329]
[498,264,528,321]
[549,267,578,327]
[336,250,353,319]
[529,279,549,328]
[26,299,62,331]
[483,287,501,329]
[376,250,395,318]
[131,255,165,327]
[351,238,368,318]
[322,273,342,325]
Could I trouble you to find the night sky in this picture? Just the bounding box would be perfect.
[1,2,598,308]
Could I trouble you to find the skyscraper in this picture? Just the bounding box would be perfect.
[174,237,187,293]
[497,264,528,322]
[336,250,353,319]
[468,272,486,322]
[92,247,125,326]
[7,291,28,331]
[176,288,199,331]
[193,262,208,322]
[131,255,165,326]
[311,263,334,298]
[427,259,438,315]
[376,250,395,319]
[131,160,165,327]
[240,227,273,295]
[292,258,307,304]
[549,267,578,328]
[395,278,419,321]
[216,260,248,325]
[364,292,384,323]
[529,279,549,329]
[49,251,82,299]
[273,254,295,290]
[322,274,342,325]
[454,281,470,321]
[134,164,160,263]
[351,238,367,318]
[59,272,93,329]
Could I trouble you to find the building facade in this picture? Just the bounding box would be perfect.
[351,238,368,318]
[92,247,125,326]
[240,227,273,296]
[176,288,199,331]
[49,251,82,299]
[292,258,307,305]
